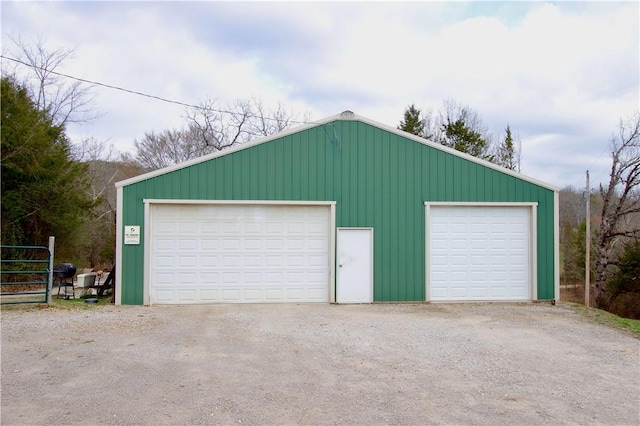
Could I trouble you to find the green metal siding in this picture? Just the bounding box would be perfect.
[120,120,556,304]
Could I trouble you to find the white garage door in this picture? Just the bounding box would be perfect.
[149,204,330,304]
[428,206,531,301]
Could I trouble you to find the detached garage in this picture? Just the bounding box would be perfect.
[115,111,558,305]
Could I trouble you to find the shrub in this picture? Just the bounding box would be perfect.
[606,241,640,318]
[608,240,640,296]
[608,292,640,320]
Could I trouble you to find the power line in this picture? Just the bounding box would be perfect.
[587,146,609,172]
[560,144,611,191]
[587,147,612,187]
[1,55,311,125]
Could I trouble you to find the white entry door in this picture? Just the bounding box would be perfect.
[337,228,373,303]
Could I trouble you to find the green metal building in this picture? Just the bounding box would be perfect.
[115,111,559,305]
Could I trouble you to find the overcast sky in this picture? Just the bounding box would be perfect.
[2,1,638,189]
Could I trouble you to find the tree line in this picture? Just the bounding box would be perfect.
[397,101,520,171]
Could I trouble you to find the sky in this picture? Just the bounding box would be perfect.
[2,1,638,189]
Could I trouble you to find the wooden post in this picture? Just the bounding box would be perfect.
[585,171,590,307]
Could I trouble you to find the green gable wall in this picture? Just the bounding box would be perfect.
[120,119,556,304]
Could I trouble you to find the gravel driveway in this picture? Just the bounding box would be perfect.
[1,303,638,425]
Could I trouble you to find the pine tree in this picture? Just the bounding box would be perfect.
[496,125,520,171]
[398,104,426,138]
[436,100,493,161]
[441,117,490,160]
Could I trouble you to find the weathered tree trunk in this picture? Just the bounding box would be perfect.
[592,114,640,309]
[593,244,611,309]
[593,206,614,308]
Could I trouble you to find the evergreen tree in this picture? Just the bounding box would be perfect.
[441,117,490,160]
[1,77,95,256]
[398,104,426,137]
[398,99,523,166]
[607,240,640,298]
[436,100,494,161]
[496,125,520,171]
[562,220,587,286]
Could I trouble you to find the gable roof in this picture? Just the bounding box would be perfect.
[116,111,558,192]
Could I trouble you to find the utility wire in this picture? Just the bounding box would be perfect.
[569,146,611,191]
[1,55,312,125]
[586,147,612,188]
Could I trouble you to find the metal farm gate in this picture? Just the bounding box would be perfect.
[1,238,55,305]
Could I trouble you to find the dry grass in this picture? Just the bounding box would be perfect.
[560,286,640,338]
[560,285,585,304]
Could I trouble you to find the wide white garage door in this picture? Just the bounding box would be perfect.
[149,204,330,304]
[428,206,531,301]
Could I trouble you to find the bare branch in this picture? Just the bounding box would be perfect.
[5,35,100,126]
[131,97,307,171]
[607,229,640,239]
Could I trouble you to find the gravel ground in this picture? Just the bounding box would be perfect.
[1,302,639,425]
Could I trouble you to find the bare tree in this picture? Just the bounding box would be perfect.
[246,99,304,137]
[72,138,145,267]
[3,35,99,126]
[72,137,118,163]
[186,97,305,148]
[559,186,588,287]
[593,113,640,308]
[185,98,253,151]
[132,129,201,171]
[559,186,586,228]
[132,98,307,170]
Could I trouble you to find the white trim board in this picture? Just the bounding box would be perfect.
[143,199,337,207]
[115,186,123,305]
[554,191,560,302]
[424,202,539,207]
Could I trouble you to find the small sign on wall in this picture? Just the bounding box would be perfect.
[124,226,140,245]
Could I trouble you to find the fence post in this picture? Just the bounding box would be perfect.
[47,236,55,305]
